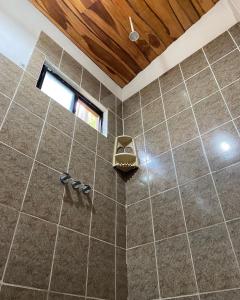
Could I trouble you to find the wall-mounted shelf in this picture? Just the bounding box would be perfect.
[113,135,138,172]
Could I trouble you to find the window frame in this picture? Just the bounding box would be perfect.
[37,64,103,131]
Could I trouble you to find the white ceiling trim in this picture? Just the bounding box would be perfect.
[121,0,240,101]
[0,0,239,102]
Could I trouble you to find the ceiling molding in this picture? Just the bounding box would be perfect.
[121,0,238,101]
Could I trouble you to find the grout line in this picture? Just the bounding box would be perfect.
[200,48,240,274]
[126,216,240,251]
[2,281,240,300]
[125,149,240,208]
[84,131,99,299]
[0,71,25,131]
[46,110,77,299]
[180,56,240,290]
[202,48,240,138]
[58,49,64,69]
[0,140,124,208]
[139,90,162,299]
[1,93,52,285]
[158,75,201,300]
[125,80,240,142]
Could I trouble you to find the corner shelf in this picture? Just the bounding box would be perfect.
[113,135,138,172]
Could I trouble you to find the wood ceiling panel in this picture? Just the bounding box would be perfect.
[30,0,219,87]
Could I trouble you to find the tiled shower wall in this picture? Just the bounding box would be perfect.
[0,32,127,300]
[124,22,240,300]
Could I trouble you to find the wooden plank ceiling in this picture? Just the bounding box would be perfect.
[31,0,219,87]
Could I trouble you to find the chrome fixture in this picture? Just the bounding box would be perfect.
[71,180,82,190]
[60,172,71,184]
[81,184,91,194]
[60,173,92,194]
[129,17,139,42]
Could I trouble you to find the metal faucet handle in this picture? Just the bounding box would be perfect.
[72,180,82,190]
[82,184,92,194]
[60,172,71,184]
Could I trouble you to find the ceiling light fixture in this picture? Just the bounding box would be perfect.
[129,16,139,42]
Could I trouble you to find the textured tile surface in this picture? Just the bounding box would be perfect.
[142,98,165,131]
[140,79,160,107]
[74,117,97,152]
[156,234,197,298]
[37,124,71,171]
[69,141,95,186]
[203,122,240,171]
[0,54,22,98]
[148,152,177,195]
[212,50,240,88]
[116,172,126,205]
[200,289,240,300]
[59,51,82,84]
[186,68,218,104]
[60,185,91,235]
[116,248,128,300]
[134,134,146,165]
[14,72,50,118]
[97,133,114,162]
[168,108,198,147]
[125,165,149,204]
[152,188,185,240]
[0,143,32,209]
[26,48,45,79]
[36,32,62,66]
[127,244,159,300]
[87,239,115,300]
[95,157,116,200]
[0,205,18,278]
[116,204,126,248]
[0,102,43,157]
[23,162,63,223]
[0,285,46,300]
[81,69,100,100]
[5,214,56,289]
[123,93,140,119]
[160,65,182,94]
[49,293,84,300]
[163,83,190,118]
[181,49,208,79]
[189,224,240,292]
[124,111,142,137]
[108,110,116,136]
[174,138,209,185]
[100,84,116,113]
[204,32,236,63]
[180,175,223,231]
[47,100,75,136]
[91,192,115,244]
[193,92,230,133]
[145,122,169,159]
[229,22,240,45]
[0,93,10,125]
[127,199,153,248]
[214,163,240,220]
[51,227,88,295]
[228,219,240,264]
[222,79,240,118]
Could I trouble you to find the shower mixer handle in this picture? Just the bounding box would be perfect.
[72,180,82,190]
[60,172,71,184]
[82,184,91,194]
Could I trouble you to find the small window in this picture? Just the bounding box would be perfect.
[37,65,103,131]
